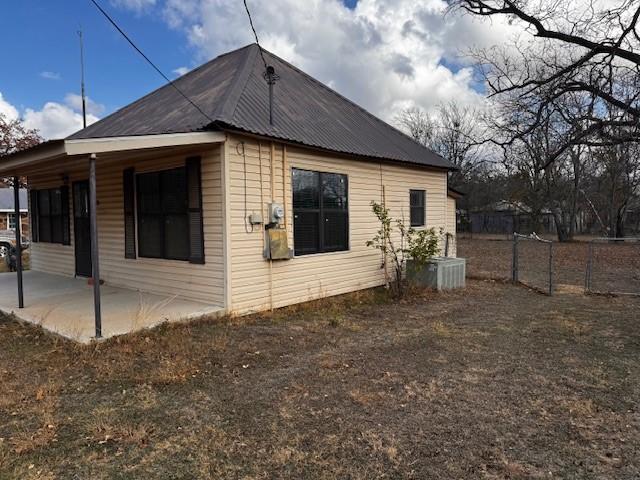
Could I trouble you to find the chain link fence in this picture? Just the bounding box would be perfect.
[458,234,640,297]
[585,238,640,296]
[512,233,554,295]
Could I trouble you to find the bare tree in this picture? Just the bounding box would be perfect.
[396,107,436,148]
[587,140,640,237]
[488,83,596,241]
[397,102,484,188]
[453,0,640,164]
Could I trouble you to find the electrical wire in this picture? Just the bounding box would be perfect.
[243,0,269,70]
[237,142,254,233]
[88,0,214,125]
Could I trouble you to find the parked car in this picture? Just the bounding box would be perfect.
[0,230,29,259]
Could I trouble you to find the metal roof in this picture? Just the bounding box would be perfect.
[69,44,453,170]
[0,188,28,211]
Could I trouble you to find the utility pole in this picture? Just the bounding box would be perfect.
[78,28,87,129]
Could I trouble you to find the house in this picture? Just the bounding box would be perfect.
[463,200,586,236]
[0,44,457,340]
[0,187,28,234]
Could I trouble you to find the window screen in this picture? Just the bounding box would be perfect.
[410,189,426,227]
[293,168,348,255]
[33,188,68,244]
[136,167,190,261]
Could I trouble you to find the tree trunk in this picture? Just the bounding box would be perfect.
[553,211,570,242]
[615,207,626,238]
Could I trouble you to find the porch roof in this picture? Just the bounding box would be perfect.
[0,131,226,176]
[0,271,223,342]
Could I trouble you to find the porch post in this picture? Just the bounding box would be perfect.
[89,154,102,338]
[13,177,24,308]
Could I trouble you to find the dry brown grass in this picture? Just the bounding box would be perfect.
[131,293,178,331]
[349,388,388,406]
[7,381,60,457]
[0,280,639,479]
[10,424,57,456]
[85,405,154,448]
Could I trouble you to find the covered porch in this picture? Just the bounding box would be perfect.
[0,132,227,341]
[0,271,223,342]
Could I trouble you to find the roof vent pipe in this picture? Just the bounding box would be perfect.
[263,65,279,126]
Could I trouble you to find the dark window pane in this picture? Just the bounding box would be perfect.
[50,189,62,215]
[138,215,163,258]
[164,214,190,260]
[294,211,319,255]
[162,168,187,213]
[51,215,63,243]
[137,172,162,214]
[293,169,349,256]
[410,207,425,227]
[39,217,52,243]
[322,173,347,210]
[292,169,320,209]
[38,190,50,216]
[137,168,191,261]
[410,190,425,227]
[410,190,424,208]
[323,211,348,251]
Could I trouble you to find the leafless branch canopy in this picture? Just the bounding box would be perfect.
[452,0,640,166]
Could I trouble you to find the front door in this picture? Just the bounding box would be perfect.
[73,181,92,277]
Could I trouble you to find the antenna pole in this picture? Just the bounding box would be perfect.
[78,28,87,129]
[263,66,279,126]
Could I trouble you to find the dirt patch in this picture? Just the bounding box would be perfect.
[1,281,639,478]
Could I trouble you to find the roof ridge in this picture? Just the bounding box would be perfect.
[261,48,449,165]
[214,44,260,121]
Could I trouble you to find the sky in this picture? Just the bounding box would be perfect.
[0,0,517,140]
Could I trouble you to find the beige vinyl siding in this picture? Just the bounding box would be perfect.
[27,145,224,305]
[226,134,449,315]
[446,195,457,257]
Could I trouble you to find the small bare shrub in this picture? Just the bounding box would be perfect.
[367,201,440,297]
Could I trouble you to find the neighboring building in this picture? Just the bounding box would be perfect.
[0,188,28,234]
[463,200,584,236]
[0,44,456,320]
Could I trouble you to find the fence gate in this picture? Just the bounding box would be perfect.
[585,238,640,296]
[512,233,554,295]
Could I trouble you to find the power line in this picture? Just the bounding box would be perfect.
[243,0,268,70]
[88,0,214,124]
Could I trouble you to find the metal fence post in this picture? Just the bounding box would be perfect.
[512,233,519,283]
[548,241,554,295]
[585,241,593,294]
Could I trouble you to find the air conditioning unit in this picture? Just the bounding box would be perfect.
[407,257,466,290]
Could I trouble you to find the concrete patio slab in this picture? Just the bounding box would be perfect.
[0,271,224,342]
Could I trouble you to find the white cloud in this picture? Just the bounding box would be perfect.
[110,0,156,12]
[158,0,521,123]
[39,71,61,81]
[64,93,106,116]
[0,91,100,140]
[0,93,19,121]
[23,103,99,139]
[173,66,190,77]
